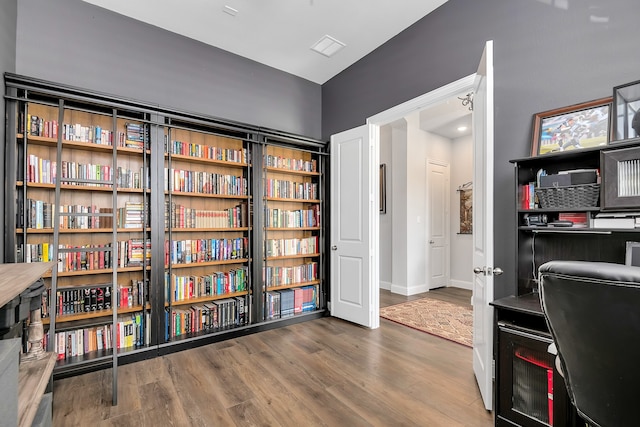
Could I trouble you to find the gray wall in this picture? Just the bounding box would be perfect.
[15,0,322,139]
[322,0,640,299]
[1,0,18,261]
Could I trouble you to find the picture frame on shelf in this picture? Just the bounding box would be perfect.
[625,241,640,267]
[530,97,612,157]
[612,79,640,143]
[601,145,640,210]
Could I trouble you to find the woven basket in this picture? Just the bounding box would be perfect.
[535,184,600,209]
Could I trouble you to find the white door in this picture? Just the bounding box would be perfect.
[427,160,449,290]
[472,40,496,411]
[330,124,379,328]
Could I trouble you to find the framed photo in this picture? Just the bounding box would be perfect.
[380,164,387,214]
[612,79,640,143]
[530,97,612,156]
[601,146,640,210]
[625,241,640,267]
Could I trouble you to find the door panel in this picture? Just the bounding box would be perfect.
[472,40,495,411]
[330,124,378,328]
[427,161,449,290]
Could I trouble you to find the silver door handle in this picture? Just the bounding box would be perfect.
[473,267,484,275]
[331,245,337,250]
[492,267,504,276]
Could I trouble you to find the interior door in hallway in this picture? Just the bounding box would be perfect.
[427,160,449,290]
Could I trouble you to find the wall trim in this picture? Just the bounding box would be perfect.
[391,283,429,296]
[450,280,472,291]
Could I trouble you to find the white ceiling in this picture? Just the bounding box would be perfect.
[82,0,449,85]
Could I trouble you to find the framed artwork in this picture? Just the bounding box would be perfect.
[612,79,640,142]
[625,241,640,267]
[458,185,472,234]
[380,164,387,214]
[530,97,612,156]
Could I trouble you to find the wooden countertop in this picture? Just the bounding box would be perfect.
[0,262,55,308]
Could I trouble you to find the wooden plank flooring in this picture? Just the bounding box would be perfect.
[53,287,492,426]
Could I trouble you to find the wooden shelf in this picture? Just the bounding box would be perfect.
[264,197,321,203]
[265,227,320,231]
[265,280,320,291]
[24,182,145,193]
[167,152,248,168]
[266,253,320,261]
[168,227,249,233]
[46,265,149,278]
[18,352,56,427]
[166,191,250,200]
[168,258,249,269]
[18,227,149,234]
[19,133,147,155]
[168,290,249,307]
[265,166,320,177]
[42,304,149,325]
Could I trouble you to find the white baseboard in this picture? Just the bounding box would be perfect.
[449,279,472,290]
[390,283,429,296]
[379,281,392,291]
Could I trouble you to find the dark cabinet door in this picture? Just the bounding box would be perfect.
[496,323,579,427]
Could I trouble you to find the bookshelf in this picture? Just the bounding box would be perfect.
[163,119,251,340]
[262,145,323,320]
[4,74,327,389]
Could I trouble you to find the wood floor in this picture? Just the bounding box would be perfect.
[52,287,492,426]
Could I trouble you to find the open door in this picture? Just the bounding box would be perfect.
[329,124,379,329]
[472,40,497,411]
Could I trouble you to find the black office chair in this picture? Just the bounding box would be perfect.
[538,260,640,427]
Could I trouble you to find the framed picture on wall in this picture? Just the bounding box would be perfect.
[380,164,387,214]
[530,97,612,156]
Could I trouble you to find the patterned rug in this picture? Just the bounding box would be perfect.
[380,298,473,348]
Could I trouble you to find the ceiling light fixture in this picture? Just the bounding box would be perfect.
[311,35,346,58]
[222,5,238,16]
[458,126,468,132]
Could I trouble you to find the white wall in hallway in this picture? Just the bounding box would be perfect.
[450,134,473,290]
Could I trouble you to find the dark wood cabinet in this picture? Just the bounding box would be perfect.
[494,139,640,426]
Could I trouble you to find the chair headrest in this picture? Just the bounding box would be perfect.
[539,260,640,285]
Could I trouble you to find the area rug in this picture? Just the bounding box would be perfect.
[380,298,473,348]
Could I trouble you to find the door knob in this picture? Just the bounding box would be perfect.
[429,240,435,244]
[331,245,337,250]
[492,267,504,276]
[473,267,484,275]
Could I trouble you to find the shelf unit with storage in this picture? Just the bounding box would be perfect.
[494,140,640,426]
[4,74,328,385]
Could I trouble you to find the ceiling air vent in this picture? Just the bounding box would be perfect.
[310,35,346,58]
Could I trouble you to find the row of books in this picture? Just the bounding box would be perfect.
[26,154,146,189]
[265,155,317,172]
[44,311,150,360]
[18,200,112,230]
[264,206,320,228]
[265,236,319,257]
[123,123,149,150]
[165,201,248,229]
[165,267,248,302]
[265,285,319,320]
[41,280,149,318]
[520,183,537,210]
[264,179,319,200]
[164,237,248,265]
[263,262,318,288]
[164,168,248,196]
[167,139,247,163]
[165,295,249,339]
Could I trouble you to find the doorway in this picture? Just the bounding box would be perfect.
[373,80,475,297]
